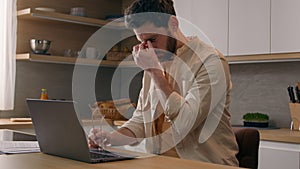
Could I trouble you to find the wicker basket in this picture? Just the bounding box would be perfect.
[98,108,127,120]
[106,52,131,61]
[93,99,135,121]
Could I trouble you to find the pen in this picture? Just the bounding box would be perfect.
[89,104,106,150]
[88,104,96,130]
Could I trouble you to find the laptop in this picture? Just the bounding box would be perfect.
[26,98,135,163]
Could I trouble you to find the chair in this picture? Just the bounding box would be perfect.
[233,127,260,169]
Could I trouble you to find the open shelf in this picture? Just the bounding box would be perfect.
[16,53,137,67]
[17,8,300,65]
[17,8,125,28]
[17,52,300,67]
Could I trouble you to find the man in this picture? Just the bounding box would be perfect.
[90,0,239,166]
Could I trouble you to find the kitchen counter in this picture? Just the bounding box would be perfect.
[1,118,299,144]
[259,128,300,144]
[258,128,300,169]
[0,118,33,130]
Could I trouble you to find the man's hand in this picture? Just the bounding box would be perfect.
[132,41,163,71]
[88,128,111,149]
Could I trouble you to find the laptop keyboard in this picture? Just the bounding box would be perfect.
[90,149,121,159]
[89,148,135,163]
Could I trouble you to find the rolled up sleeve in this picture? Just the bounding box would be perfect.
[122,115,145,139]
[165,92,185,119]
[121,87,147,140]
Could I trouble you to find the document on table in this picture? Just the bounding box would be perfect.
[0,141,40,154]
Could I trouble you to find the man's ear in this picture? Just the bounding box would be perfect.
[168,16,179,31]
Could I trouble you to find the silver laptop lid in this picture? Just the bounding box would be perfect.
[26,98,91,162]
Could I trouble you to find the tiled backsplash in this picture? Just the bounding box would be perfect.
[230,61,300,128]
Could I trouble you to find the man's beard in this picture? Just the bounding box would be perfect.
[156,36,177,62]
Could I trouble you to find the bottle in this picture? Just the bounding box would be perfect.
[40,88,48,100]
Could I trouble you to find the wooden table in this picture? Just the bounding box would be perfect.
[0,153,243,169]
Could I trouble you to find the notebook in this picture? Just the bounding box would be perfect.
[26,98,135,163]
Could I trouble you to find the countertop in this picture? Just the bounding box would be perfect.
[258,128,300,144]
[1,118,300,144]
[0,118,33,130]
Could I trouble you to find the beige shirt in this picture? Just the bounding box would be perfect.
[122,37,239,166]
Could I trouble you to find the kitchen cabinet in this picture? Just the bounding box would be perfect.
[173,0,192,22]
[174,0,271,56]
[16,0,136,67]
[258,129,300,169]
[259,141,300,169]
[271,0,300,53]
[191,0,228,56]
[174,0,300,63]
[174,0,228,55]
[228,0,270,56]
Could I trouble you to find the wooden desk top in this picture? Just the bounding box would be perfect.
[0,153,243,169]
[259,128,300,144]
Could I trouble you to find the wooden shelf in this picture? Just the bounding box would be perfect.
[227,52,300,64]
[17,8,125,28]
[16,53,137,68]
[17,52,300,66]
[16,8,300,65]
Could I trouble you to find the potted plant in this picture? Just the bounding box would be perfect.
[243,112,269,128]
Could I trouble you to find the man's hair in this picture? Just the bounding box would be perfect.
[124,0,176,29]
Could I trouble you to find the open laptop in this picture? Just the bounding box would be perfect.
[26,98,135,163]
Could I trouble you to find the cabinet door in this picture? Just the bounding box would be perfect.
[173,0,192,22]
[191,0,228,55]
[259,148,300,169]
[271,0,300,53]
[229,0,271,56]
[174,0,228,55]
[173,0,197,40]
[259,141,300,169]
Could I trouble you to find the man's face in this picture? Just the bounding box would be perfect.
[133,22,177,61]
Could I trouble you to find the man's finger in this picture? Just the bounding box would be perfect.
[133,44,139,52]
[139,43,145,50]
[88,138,100,148]
[147,40,153,49]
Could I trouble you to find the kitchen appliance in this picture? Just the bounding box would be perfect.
[30,39,51,54]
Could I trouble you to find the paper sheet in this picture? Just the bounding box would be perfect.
[0,141,40,154]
